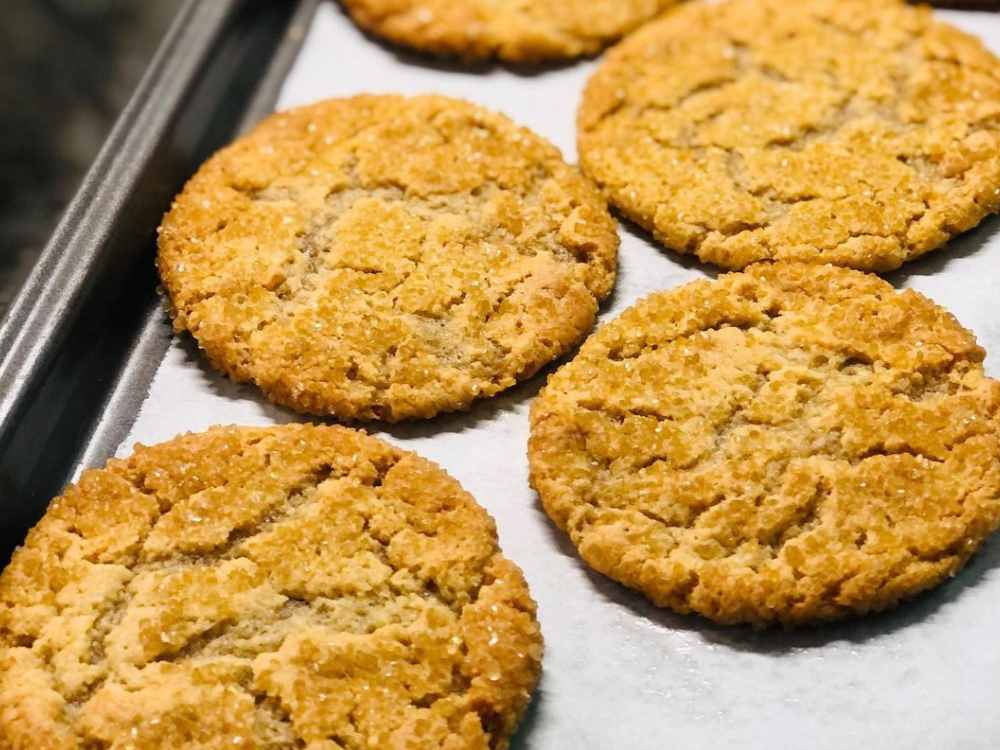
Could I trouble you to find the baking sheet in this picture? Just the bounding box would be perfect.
[121,5,1000,748]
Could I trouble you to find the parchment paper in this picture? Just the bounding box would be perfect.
[122,5,1000,748]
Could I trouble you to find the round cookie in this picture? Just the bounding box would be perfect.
[341,0,678,63]
[159,95,618,421]
[529,262,1000,626]
[0,424,543,749]
[578,0,1000,272]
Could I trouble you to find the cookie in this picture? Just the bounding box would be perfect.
[341,0,678,63]
[159,95,618,421]
[578,0,1000,272]
[0,424,542,749]
[529,262,1000,626]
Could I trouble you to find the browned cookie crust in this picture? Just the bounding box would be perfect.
[0,424,542,749]
[341,0,678,63]
[579,0,1000,272]
[158,95,618,422]
[529,262,1000,626]
[925,2,1000,7]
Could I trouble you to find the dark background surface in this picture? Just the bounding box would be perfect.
[0,0,181,317]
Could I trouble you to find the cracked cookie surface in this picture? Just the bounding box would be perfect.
[341,0,677,63]
[0,424,543,749]
[158,95,618,421]
[578,0,1000,272]
[528,262,1000,626]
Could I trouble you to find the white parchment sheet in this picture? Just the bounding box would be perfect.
[123,5,1000,748]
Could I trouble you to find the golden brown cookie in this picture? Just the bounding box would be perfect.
[159,95,618,422]
[578,0,1000,272]
[0,424,543,749]
[341,0,678,63]
[529,262,1000,626]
